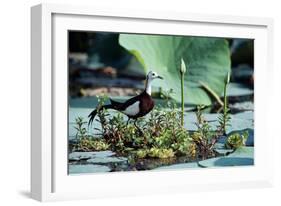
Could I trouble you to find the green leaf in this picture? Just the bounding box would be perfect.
[119,34,231,105]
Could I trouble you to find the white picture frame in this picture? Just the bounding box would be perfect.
[31,3,274,202]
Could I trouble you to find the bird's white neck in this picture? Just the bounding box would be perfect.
[145,78,152,95]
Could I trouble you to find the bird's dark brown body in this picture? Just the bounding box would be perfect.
[122,91,154,119]
[88,71,162,127]
[88,91,154,126]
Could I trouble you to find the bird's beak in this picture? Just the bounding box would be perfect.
[157,75,163,80]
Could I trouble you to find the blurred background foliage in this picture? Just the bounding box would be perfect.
[68,31,253,107]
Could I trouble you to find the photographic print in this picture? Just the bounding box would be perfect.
[68,31,254,174]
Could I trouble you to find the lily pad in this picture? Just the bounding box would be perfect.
[227,112,253,134]
[87,156,128,164]
[92,150,116,158]
[214,142,234,155]
[230,101,254,111]
[198,146,254,167]
[184,111,253,133]
[69,151,116,161]
[69,164,111,174]
[232,111,253,120]
[225,83,253,97]
[69,152,96,161]
[154,162,200,170]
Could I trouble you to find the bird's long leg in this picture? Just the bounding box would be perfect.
[134,119,143,136]
[126,118,131,127]
[134,119,147,145]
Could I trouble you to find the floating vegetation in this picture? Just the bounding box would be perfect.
[225,131,249,149]
[71,95,235,162]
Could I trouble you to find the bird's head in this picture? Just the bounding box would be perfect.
[147,71,163,81]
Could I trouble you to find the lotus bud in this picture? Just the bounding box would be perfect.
[180,58,186,74]
[225,71,231,84]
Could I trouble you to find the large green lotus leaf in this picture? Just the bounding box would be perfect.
[119,34,231,105]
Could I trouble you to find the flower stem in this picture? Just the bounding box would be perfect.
[181,71,184,127]
[223,72,230,133]
[223,83,227,115]
[180,58,186,127]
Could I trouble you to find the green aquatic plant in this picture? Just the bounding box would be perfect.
[148,148,175,159]
[135,148,175,159]
[218,72,231,134]
[191,105,226,159]
[81,96,194,159]
[73,116,110,151]
[144,105,192,153]
[191,106,213,159]
[94,95,110,132]
[73,83,235,160]
[171,128,195,157]
[136,149,148,159]
[225,131,249,149]
[77,138,110,152]
[74,117,88,140]
[190,72,232,159]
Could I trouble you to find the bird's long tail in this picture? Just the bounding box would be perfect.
[88,98,124,127]
[88,104,113,127]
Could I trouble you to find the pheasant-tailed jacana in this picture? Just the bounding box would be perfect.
[88,71,163,132]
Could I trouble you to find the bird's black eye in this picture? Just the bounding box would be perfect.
[152,73,155,76]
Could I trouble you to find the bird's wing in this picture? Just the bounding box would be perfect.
[121,101,140,116]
